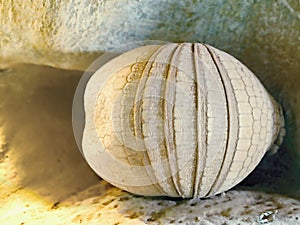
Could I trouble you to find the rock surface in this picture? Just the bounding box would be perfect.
[0,0,300,224]
[1,0,300,70]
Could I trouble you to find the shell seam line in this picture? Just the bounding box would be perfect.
[194,43,208,198]
[171,43,185,197]
[164,44,182,197]
[208,49,240,193]
[133,46,166,195]
[203,44,231,196]
[192,43,200,198]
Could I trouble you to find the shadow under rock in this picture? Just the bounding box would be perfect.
[0,64,100,202]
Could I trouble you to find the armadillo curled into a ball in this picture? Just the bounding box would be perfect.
[81,43,285,198]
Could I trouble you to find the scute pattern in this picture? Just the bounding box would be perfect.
[82,43,285,198]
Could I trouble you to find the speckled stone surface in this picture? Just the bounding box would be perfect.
[1,0,300,70]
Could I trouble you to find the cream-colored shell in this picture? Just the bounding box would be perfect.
[82,43,284,198]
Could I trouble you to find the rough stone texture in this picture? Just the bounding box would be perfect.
[1,0,300,69]
[0,0,300,224]
[2,181,300,225]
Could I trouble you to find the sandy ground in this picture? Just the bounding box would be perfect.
[0,63,299,224]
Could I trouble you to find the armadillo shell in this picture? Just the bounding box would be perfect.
[82,43,284,198]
